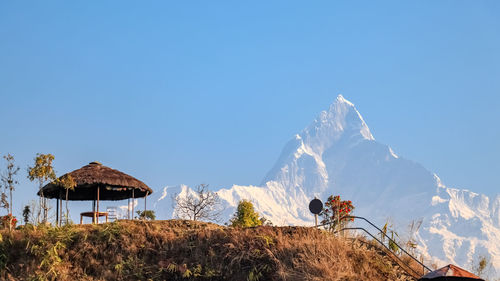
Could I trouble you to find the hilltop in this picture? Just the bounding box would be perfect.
[0,220,415,281]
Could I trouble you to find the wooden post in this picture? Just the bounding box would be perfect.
[144,191,148,212]
[56,197,59,227]
[96,186,100,224]
[131,189,135,220]
[92,199,96,224]
[59,193,63,225]
[127,198,130,219]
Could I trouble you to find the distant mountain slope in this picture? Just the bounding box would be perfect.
[151,95,500,276]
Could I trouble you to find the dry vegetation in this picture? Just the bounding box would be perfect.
[0,220,416,281]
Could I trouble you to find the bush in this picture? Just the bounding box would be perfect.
[320,195,355,231]
[230,200,262,227]
[0,214,17,229]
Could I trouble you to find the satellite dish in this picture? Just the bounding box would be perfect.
[309,198,323,215]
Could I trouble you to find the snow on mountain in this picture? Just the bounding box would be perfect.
[150,94,500,276]
[418,187,500,273]
[148,182,311,226]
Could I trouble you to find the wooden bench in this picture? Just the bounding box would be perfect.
[80,211,108,224]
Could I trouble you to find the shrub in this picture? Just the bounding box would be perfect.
[320,195,355,231]
[0,214,17,229]
[230,200,262,227]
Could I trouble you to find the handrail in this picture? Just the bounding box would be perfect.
[316,215,431,273]
[339,227,421,279]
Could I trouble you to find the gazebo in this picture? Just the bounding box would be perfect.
[38,161,153,224]
[418,264,485,281]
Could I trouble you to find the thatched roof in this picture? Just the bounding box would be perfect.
[418,264,484,281]
[38,162,153,201]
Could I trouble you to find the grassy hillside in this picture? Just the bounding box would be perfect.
[0,220,416,281]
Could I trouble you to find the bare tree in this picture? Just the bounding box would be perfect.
[173,184,222,222]
[1,153,20,215]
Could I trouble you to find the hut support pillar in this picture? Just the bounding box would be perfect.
[60,196,63,225]
[127,198,130,219]
[56,198,59,227]
[92,200,96,223]
[95,186,100,224]
[145,191,148,212]
[58,190,63,226]
[132,189,135,220]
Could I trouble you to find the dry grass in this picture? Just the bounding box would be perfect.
[0,220,415,281]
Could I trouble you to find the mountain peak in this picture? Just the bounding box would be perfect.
[301,95,374,150]
[261,95,374,189]
[334,94,354,107]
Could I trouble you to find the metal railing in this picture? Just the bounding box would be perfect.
[316,215,431,278]
[339,227,422,279]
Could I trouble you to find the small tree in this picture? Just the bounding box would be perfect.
[173,184,221,222]
[27,153,56,224]
[54,174,76,225]
[320,195,355,231]
[230,200,262,227]
[0,153,20,215]
[22,205,31,225]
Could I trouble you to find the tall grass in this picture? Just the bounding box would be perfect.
[0,220,414,281]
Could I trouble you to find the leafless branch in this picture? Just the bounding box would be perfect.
[172,184,222,222]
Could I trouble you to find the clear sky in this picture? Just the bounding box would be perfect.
[1,1,499,217]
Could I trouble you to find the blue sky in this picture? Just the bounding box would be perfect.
[1,1,499,216]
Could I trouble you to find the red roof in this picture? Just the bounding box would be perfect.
[419,264,484,280]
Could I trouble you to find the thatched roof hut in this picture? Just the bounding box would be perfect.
[418,264,484,281]
[38,162,152,200]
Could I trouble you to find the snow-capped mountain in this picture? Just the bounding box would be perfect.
[149,95,500,275]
